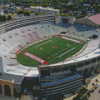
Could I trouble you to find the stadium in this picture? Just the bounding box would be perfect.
[0,14,100,100]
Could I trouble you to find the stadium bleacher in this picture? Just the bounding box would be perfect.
[35,25,49,37]
[0,15,100,99]
[50,25,60,34]
[0,22,99,62]
[42,24,54,35]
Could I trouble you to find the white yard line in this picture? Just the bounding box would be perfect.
[61,36,82,44]
[48,42,81,64]
[59,47,75,57]
[49,47,76,63]
[27,40,52,51]
[34,40,52,48]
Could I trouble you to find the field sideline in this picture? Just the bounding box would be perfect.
[17,36,86,67]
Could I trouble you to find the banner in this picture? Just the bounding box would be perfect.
[22,51,48,65]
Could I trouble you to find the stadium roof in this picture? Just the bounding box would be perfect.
[0,73,24,84]
[88,14,100,25]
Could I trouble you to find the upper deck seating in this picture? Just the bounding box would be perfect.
[35,25,49,37]
[0,42,13,56]
[42,24,54,35]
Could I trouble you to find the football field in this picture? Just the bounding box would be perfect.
[17,36,86,66]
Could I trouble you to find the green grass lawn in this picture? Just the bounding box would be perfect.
[17,36,86,67]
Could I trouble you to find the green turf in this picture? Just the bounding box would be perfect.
[17,36,86,67]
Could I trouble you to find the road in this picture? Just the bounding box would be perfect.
[89,85,100,100]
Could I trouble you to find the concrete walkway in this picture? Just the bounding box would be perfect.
[20,95,33,100]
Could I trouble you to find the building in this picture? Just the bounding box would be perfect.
[74,14,100,28]
[30,6,60,15]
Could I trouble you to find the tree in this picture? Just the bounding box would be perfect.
[35,12,43,15]
[81,6,84,10]
[30,11,35,14]
[8,0,12,3]
[88,7,93,11]
[52,0,60,8]
[92,83,95,86]
[96,79,99,83]
[17,9,24,14]
[29,3,34,6]
[24,11,30,16]
[63,9,69,14]
[75,11,79,15]
[15,2,21,6]
[7,15,12,20]
[73,87,88,100]
[0,15,7,22]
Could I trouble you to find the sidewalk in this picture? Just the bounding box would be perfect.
[20,95,33,100]
[0,95,17,100]
[64,94,77,100]
[87,74,100,89]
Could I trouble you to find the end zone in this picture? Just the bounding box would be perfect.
[60,36,83,44]
[22,51,48,65]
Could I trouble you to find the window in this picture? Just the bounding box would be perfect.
[52,68,60,73]
[41,69,50,77]
[78,63,84,67]
[70,65,76,71]
[85,61,90,65]
[32,78,39,85]
[62,67,69,71]
[97,57,100,61]
[91,59,96,63]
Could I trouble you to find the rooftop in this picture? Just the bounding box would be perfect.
[30,6,60,11]
[0,73,24,84]
[88,14,100,25]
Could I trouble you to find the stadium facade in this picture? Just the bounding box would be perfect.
[0,14,100,99]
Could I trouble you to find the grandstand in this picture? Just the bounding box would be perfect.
[74,14,100,28]
[0,14,100,100]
